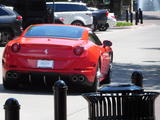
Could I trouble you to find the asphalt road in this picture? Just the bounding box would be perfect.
[97,19,160,119]
[0,19,160,120]
[97,19,160,90]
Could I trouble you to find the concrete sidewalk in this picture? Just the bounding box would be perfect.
[112,11,160,30]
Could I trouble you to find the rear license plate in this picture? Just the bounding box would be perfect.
[37,60,54,69]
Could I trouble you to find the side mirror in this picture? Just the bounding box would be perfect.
[103,40,112,47]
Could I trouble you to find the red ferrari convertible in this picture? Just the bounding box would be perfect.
[2,24,113,91]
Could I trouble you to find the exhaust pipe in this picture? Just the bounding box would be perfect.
[13,73,18,78]
[6,72,12,78]
[78,75,85,82]
[7,72,18,79]
[71,75,78,82]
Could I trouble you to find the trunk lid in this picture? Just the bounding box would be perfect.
[18,37,85,59]
[9,37,87,69]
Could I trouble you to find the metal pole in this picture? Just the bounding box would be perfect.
[54,80,68,120]
[130,12,133,23]
[4,98,20,120]
[139,8,143,24]
[135,10,139,25]
[52,0,55,23]
[131,71,143,87]
[126,10,129,22]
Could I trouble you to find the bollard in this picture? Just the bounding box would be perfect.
[4,98,20,120]
[54,80,68,120]
[135,10,139,25]
[130,12,133,23]
[126,10,129,22]
[131,71,143,87]
[139,8,143,24]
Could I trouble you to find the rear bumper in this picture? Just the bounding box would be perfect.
[3,68,95,89]
[94,17,107,25]
[107,18,117,28]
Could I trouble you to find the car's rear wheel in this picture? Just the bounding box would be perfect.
[71,21,84,26]
[102,53,113,84]
[0,29,14,47]
[102,66,112,84]
[98,23,109,31]
[91,62,101,92]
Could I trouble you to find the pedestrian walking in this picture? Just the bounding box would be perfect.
[139,8,143,24]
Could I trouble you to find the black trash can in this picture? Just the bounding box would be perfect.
[83,83,159,120]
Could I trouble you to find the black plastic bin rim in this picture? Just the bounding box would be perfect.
[82,91,160,97]
[98,83,143,93]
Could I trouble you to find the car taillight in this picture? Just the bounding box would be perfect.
[111,16,116,19]
[11,43,21,52]
[16,16,22,20]
[106,11,109,17]
[73,46,84,56]
[59,17,64,22]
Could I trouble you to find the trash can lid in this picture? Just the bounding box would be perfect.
[98,83,143,93]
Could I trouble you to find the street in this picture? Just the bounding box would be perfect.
[97,19,160,90]
[0,19,160,120]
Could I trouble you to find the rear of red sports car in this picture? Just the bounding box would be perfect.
[2,24,112,91]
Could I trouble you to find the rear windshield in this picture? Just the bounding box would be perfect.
[24,25,84,39]
[0,7,15,16]
[0,8,9,15]
[47,4,88,12]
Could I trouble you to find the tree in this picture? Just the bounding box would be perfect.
[0,0,16,6]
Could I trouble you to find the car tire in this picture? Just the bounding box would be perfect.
[91,62,101,92]
[71,21,84,26]
[3,78,18,90]
[102,66,112,84]
[98,23,109,31]
[0,29,14,47]
[101,53,113,84]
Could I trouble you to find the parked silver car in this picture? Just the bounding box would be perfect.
[46,2,93,27]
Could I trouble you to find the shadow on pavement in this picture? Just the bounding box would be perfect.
[0,84,53,95]
[0,83,84,96]
[142,47,160,50]
[143,11,160,20]
[112,62,160,90]
[143,15,160,20]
